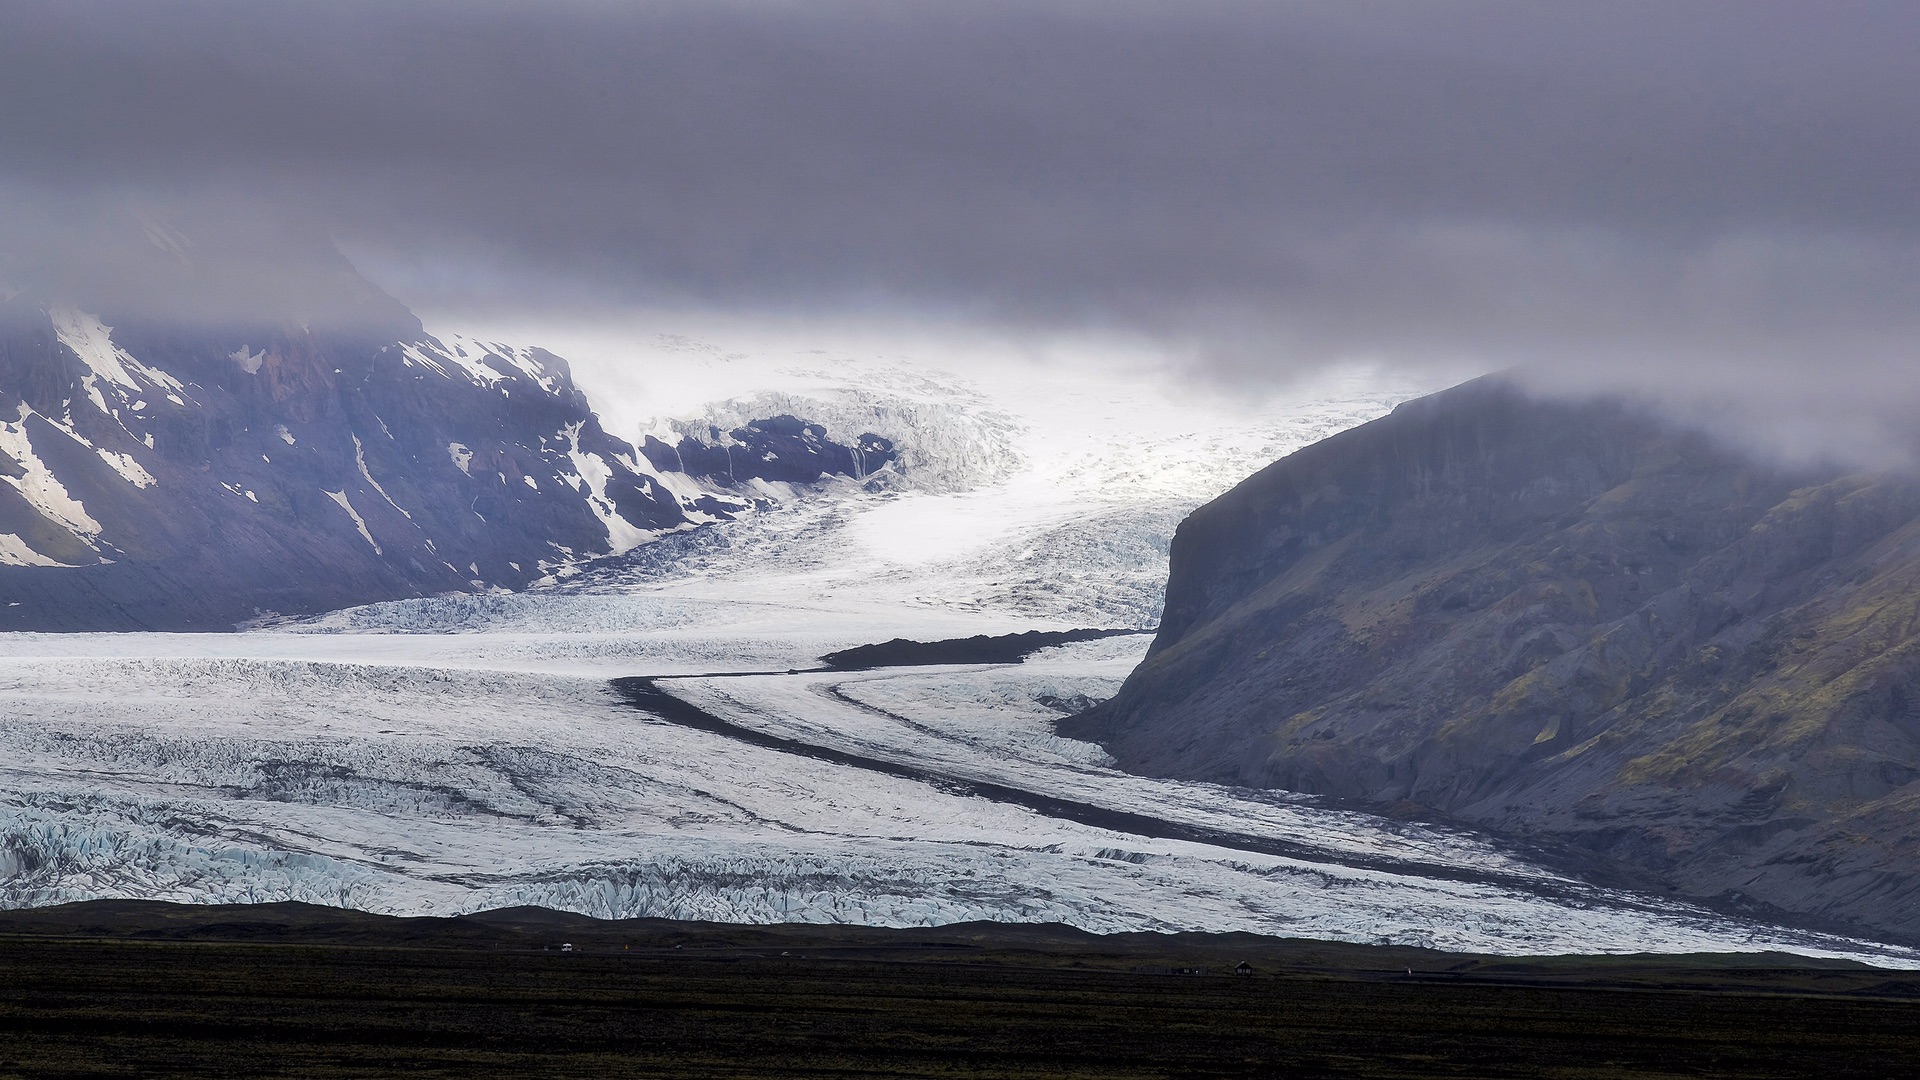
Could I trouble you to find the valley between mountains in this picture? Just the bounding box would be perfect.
[5,240,1920,965]
[1,368,1917,965]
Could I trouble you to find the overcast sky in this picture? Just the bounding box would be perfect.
[3,1,1915,458]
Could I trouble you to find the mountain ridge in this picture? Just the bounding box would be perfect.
[0,222,894,630]
[1068,377,1920,943]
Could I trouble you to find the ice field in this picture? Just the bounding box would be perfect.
[4,351,1918,965]
[6,617,1917,964]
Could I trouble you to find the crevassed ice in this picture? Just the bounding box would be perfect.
[0,645,1914,966]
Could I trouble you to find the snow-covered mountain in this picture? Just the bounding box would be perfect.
[23,228,1862,960]
[0,224,897,631]
[6,315,1919,963]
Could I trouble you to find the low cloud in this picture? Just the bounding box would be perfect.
[2,1,1915,459]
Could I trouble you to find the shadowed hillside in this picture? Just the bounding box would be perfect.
[1069,377,1920,943]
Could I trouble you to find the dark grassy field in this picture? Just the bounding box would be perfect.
[2,902,1917,1078]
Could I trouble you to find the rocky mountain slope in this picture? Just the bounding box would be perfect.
[0,221,887,630]
[644,415,895,488]
[1068,377,1920,942]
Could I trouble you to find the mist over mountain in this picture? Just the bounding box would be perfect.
[1069,378,1920,941]
[3,0,1919,989]
[0,218,898,629]
[3,2,1915,461]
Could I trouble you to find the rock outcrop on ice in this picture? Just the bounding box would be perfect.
[651,386,1026,494]
[1069,377,1920,943]
[643,414,897,488]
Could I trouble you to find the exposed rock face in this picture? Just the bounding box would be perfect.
[1069,377,1920,942]
[0,223,876,630]
[0,298,700,629]
[642,415,896,487]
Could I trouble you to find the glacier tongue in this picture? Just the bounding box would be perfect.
[3,354,1918,966]
[0,635,1916,965]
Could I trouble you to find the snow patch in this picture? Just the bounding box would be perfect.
[78,375,110,415]
[564,423,650,554]
[351,435,410,521]
[47,308,186,401]
[230,346,266,374]
[442,335,566,393]
[1,404,156,493]
[0,533,68,567]
[94,449,155,489]
[0,405,104,550]
[399,336,567,394]
[324,491,381,554]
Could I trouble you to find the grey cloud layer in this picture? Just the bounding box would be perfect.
[3,0,1915,436]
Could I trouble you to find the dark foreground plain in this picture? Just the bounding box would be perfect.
[2,902,1918,1078]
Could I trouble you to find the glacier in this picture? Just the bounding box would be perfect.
[3,635,1915,963]
[4,347,1918,966]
